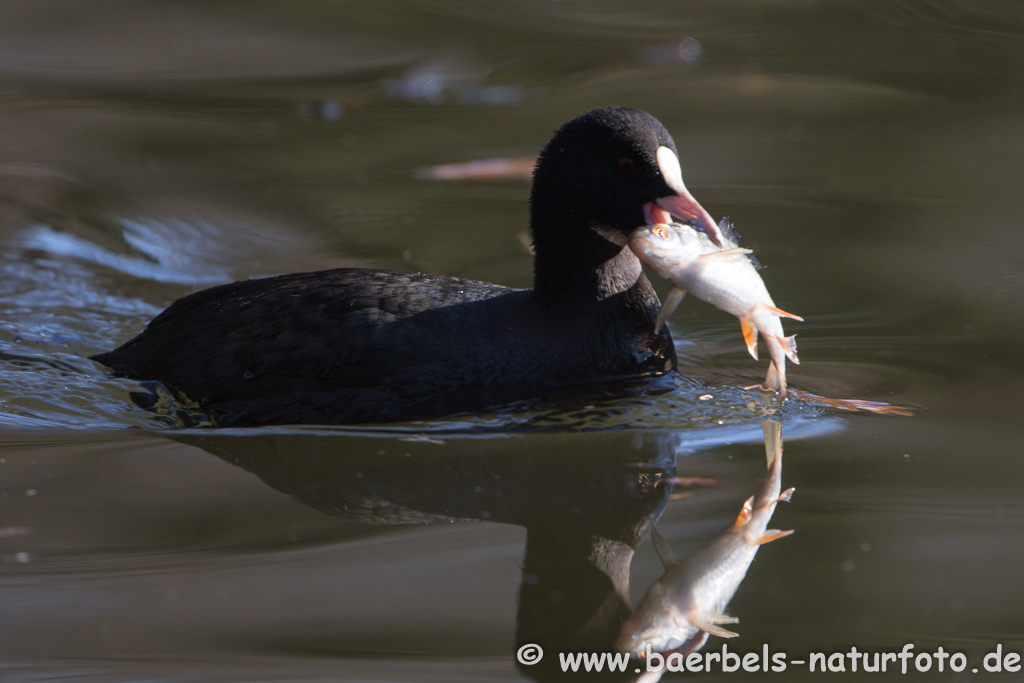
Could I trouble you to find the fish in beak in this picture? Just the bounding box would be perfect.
[643,146,723,247]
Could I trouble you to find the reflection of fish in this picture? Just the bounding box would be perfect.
[617,420,794,657]
[629,220,801,397]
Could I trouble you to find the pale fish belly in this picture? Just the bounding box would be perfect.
[683,258,773,320]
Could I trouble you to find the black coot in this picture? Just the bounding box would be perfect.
[93,107,722,426]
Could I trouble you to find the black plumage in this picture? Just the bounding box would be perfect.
[93,108,706,426]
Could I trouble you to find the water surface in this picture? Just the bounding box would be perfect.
[2,2,1024,681]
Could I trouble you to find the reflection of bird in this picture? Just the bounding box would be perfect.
[179,427,678,683]
[94,108,720,426]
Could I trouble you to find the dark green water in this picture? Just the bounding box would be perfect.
[2,2,1023,681]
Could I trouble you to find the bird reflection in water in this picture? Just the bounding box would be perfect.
[175,420,793,682]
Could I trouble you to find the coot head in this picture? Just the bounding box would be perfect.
[530,107,720,301]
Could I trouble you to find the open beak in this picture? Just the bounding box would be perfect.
[644,195,722,247]
[643,146,724,247]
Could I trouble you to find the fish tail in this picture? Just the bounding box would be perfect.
[763,361,786,397]
[762,419,782,468]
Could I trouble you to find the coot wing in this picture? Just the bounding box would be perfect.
[94,268,516,420]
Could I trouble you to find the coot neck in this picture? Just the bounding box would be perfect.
[530,217,650,308]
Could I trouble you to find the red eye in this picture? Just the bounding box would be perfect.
[653,225,668,239]
[618,157,636,174]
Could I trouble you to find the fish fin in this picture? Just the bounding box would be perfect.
[650,527,679,569]
[755,529,794,545]
[733,496,754,527]
[782,335,798,366]
[718,216,740,246]
[700,247,753,263]
[692,613,740,638]
[782,334,799,364]
[655,286,686,333]
[717,217,761,263]
[704,613,740,625]
[777,487,796,503]
[740,317,759,360]
[763,304,803,321]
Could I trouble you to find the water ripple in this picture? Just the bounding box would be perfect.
[19,224,231,286]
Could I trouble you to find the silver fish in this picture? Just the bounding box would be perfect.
[630,219,801,397]
[616,420,794,657]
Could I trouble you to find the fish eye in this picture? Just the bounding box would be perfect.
[653,225,668,239]
[618,157,636,174]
